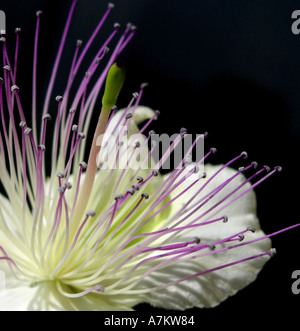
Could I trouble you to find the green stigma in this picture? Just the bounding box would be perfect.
[102,62,126,110]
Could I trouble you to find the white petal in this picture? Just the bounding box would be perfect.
[140,245,269,310]
[139,164,271,309]
[0,285,39,311]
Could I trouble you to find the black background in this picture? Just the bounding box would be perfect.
[1,0,299,323]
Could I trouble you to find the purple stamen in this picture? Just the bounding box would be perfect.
[72,3,115,76]
[42,0,77,116]
[32,11,42,143]
[64,131,85,179]
[13,28,21,83]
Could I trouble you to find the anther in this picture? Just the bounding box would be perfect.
[135,141,141,148]
[142,193,149,199]
[126,188,135,195]
[199,172,207,179]
[69,108,76,114]
[193,165,199,173]
[42,114,51,121]
[132,183,140,191]
[108,3,115,9]
[15,28,21,34]
[72,124,78,132]
[57,172,65,179]
[241,151,248,159]
[155,110,160,118]
[247,226,256,233]
[3,65,11,72]
[114,194,123,201]
[180,128,187,136]
[114,23,121,29]
[152,170,158,177]
[275,166,282,172]
[78,132,85,139]
[270,248,277,257]
[148,130,155,136]
[204,132,209,138]
[238,166,245,173]
[251,161,258,169]
[137,176,143,183]
[210,147,217,154]
[79,161,87,169]
[65,182,72,190]
[132,92,139,99]
[222,215,228,223]
[208,244,216,251]
[0,37,6,44]
[140,82,149,89]
[0,78,3,84]
[76,40,83,47]
[58,187,65,195]
[94,285,105,292]
[11,85,20,92]
[36,10,43,17]
[24,128,32,136]
[194,237,201,244]
[55,95,63,102]
[95,58,102,64]
[19,121,26,128]
[38,145,46,151]
[263,165,271,173]
[125,113,133,119]
[131,25,137,32]
[238,234,244,241]
[86,210,96,217]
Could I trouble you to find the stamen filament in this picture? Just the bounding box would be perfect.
[42,0,77,116]
[56,280,104,298]
[32,11,42,143]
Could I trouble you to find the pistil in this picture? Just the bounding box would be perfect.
[70,62,125,238]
